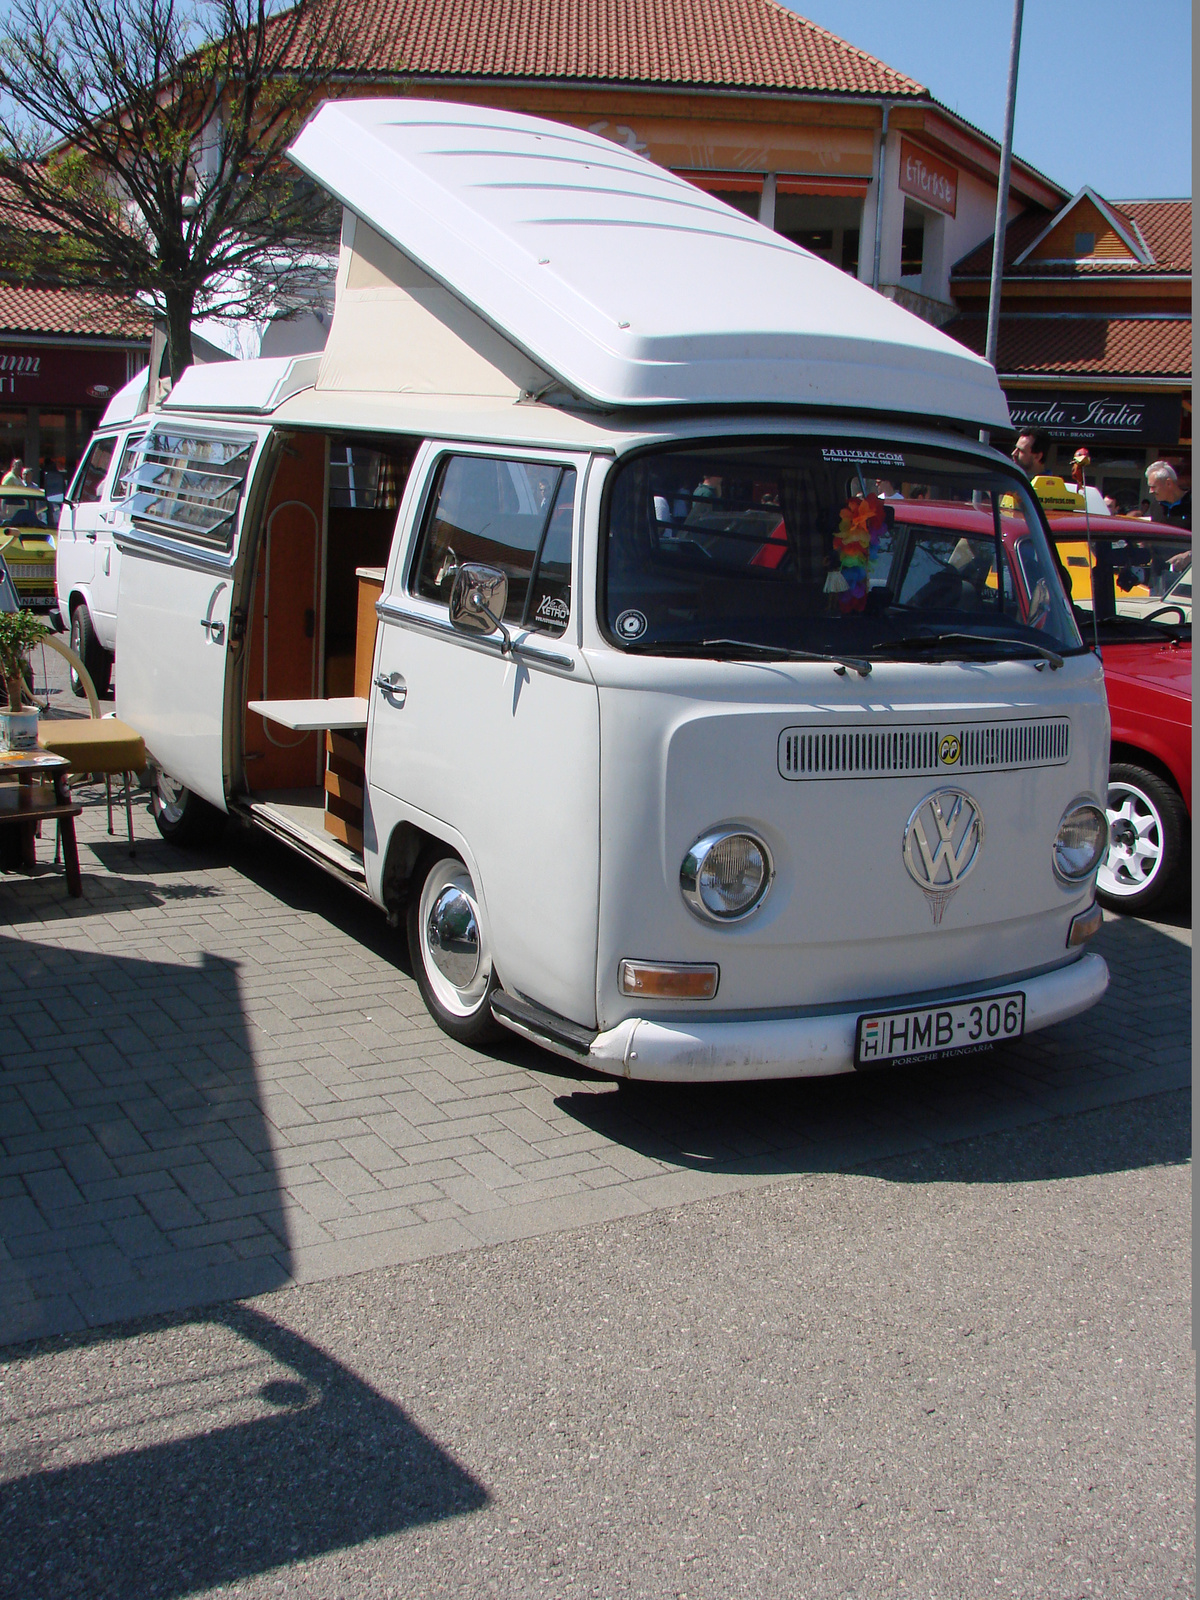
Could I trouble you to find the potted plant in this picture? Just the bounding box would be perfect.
[0,608,47,748]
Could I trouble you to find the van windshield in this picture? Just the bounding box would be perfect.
[603,440,1084,662]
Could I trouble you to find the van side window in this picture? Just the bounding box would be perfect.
[413,455,575,635]
[127,429,256,554]
[112,433,145,502]
[70,437,117,504]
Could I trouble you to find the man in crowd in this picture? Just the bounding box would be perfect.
[1145,461,1191,529]
[1012,429,1051,478]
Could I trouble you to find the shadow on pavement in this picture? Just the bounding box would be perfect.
[0,936,291,1346]
[554,916,1192,1183]
[0,1303,487,1600]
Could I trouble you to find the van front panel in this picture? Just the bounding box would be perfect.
[590,654,1109,1030]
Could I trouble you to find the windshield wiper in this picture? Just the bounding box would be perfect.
[701,638,873,677]
[622,637,872,675]
[872,632,1064,670]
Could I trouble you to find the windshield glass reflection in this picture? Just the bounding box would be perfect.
[604,441,1084,660]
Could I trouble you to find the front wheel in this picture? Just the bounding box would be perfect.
[150,769,224,846]
[1096,764,1188,916]
[407,851,502,1046]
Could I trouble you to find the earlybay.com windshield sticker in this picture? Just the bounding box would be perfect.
[821,448,907,468]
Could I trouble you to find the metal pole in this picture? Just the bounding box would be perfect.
[981,0,1025,445]
[871,103,890,291]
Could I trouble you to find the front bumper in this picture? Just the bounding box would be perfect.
[587,953,1109,1082]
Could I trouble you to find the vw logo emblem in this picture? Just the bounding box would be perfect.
[903,789,984,924]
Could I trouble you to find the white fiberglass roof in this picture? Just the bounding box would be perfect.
[287,99,1011,429]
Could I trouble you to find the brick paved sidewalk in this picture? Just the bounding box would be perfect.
[0,771,1190,1347]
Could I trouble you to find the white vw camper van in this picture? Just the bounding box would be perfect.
[115,100,1110,1080]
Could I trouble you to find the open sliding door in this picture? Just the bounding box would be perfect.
[114,423,271,810]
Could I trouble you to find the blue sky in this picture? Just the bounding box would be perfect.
[785,0,1192,198]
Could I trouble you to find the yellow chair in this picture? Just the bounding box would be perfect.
[34,634,146,853]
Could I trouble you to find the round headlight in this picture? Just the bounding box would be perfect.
[1054,802,1108,882]
[681,828,773,921]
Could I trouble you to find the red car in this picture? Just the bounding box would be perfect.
[1045,516,1191,916]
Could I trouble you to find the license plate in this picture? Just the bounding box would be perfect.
[855,990,1025,1068]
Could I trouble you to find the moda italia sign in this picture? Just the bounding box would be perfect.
[1005,391,1182,445]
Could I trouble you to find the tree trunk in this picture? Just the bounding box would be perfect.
[164,287,196,383]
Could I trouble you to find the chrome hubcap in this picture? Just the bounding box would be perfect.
[418,860,492,1017]
[155,772,186,827]
[1097,782,1164,898]
[426,884,480,988]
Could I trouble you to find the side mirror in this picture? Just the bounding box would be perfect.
[449,563,510,641]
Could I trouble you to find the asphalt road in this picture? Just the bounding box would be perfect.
[1,1088,1191,1600]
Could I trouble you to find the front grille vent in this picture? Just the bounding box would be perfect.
[779,718,1070,781]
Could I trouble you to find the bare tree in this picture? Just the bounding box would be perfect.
[0,0,354,378]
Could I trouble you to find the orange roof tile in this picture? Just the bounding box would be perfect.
[297,0,927,95]
[0,284,151,340]
[945,315,1191,379]
[953,198,1191,278]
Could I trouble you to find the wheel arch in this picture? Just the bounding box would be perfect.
[379,818,490,929]
[1109,740,1189,810]
[66,586,95,623]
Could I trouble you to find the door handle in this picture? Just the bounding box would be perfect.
[201,617,226,645]
[85,532,97,543]
[374,671,407,706]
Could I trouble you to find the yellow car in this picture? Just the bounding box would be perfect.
[1051,519,1192,622]
[0,486,57,616]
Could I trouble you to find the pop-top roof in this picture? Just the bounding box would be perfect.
[288,99,1011,428]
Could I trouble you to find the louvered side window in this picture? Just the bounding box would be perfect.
[127,430,256,553]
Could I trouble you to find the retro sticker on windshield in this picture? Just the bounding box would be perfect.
[615,608,648,641]
[821,448,906,467]
[536,594,570,627]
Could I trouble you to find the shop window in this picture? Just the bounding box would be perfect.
[774,193,864,276]
[901,203,925,280]
[792,229,834,257]
[706,188,760,220]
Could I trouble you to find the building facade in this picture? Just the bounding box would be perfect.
[0,285,150,490]
[257,0,1065,344]
[947,189,1191,510]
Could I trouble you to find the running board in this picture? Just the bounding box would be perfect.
[490,991,598,1063]
[239,800,371,894]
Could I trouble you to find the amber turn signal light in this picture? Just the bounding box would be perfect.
[618,960,719,999]
[1067,901,1103,946]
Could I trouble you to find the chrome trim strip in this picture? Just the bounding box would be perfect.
[375,598,575,671]
[235,800,371,890]
[112,527,236,574]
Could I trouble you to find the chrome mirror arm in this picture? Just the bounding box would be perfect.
[471,589,514,654]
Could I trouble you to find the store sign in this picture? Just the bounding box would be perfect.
[0,345,132,407]
[898,140,957,217]
[1006,391,1182,446]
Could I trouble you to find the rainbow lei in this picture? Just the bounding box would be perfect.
[829,495,886,612]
